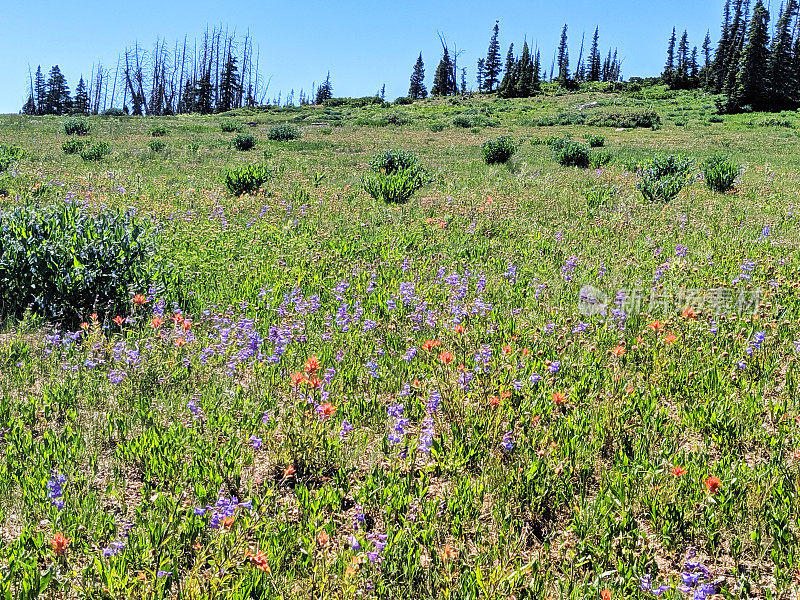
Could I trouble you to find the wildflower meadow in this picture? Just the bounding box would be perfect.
[0,88,799,599]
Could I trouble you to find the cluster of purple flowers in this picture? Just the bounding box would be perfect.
[387,403,407,448]
[500,431,514,452]
[102,522,134,557]
[194,491,252,529]
[46,471,66,510]
[640,549,718,599]
[187,398,205,421]
[561,256,579,282]
[745,331,766,356]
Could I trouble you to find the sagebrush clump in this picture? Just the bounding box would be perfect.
[267,124,302,141]
[64,118,91,136]
[637,154,694,202]
[233,133,257,151]
[481,136,517,164]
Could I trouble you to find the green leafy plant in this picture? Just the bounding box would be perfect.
[0,144,24,172]
[369,149,420,174]
[64,118,91,136]
[362,149,426,203]
[589,150,613,169]
[583,184,618,210]
[585,108,661,129]
[0,202,160,323]
[62,139,87,155]
[481,136,517,164]
[80,141,111,161]
[222,164,272,196]
[148,125,167,137]
[148,139,167,152]
[233,133,257,151]
[585,134,605,147]
[702,154,740,193]
[637,154,694,202]
[429,122,446,132]
[452,115,473,128]
[551,137,590,168]
[267,124,302,141]
[220,120,245,133]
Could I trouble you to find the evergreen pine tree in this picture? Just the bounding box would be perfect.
[34,66,46,115]
[22,94,36,115]
[515,41,534,97]
[315,72,333,104]
[602,49,612,82]
[45,65,71,115]
[409,53,428,99]
[181,79,196,113]
[711,0,734,92]
[532,49,542,91]
[557,25,570,87]
[73,76,90,114]
[701,31,713,89]
[484,22,503,92]
[476,58,485,92]
[663,27,677,85]
[768,0,798,109]
[218,53,242,112]
[432,46,456,96]
[675,31,690,88]
[587,27,601,82]
[733,0,770,111]
[195,72,214,114]
[689,46,699,84]
[497,44,516,97]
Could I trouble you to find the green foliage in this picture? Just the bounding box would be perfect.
[757,117,794,128]
[362,168,426,204]
[0,202,160,323]
[222,164,272,196]
[267,124,302,141]
[220,120,246,133]
[62,138,87,155]
[532,112,586,126]
[80,141,111,161]
[369,149,420,174]
[233,133,257,151]
[481,136,517,164]
[0,144,24,173]
[323,96,384,108]
[551,137,590,167]
[100,107,125,116]
[584,108,661,128]
[583,184,618,210]
[588,150,613,169]
[148,139,167,152]
[637,154,694,202]
[452,114,473,128]
[362,149,426,203]
[429,122,446,132]
[148,125,167,137]
[394,96,414,105]
[585,134,605,147]
[64,118,91,136]
[385,112,412,126]
[702,154,740,193]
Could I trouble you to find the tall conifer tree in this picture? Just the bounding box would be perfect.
[409,53,427,99]
[483,22,503,92]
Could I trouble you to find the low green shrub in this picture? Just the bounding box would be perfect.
[233,133,257,151]
[585,134,605,147]
[583,184,618,210]
[362,168,426,204]
[394,96,414,105]
[708,115,724,123]
[481,136,517,164]
[0,144,24,172]
[148,139,167,152]
[148,125,167,137]
[452,115,473,128]
[267,124,302,141]
[551,137,590,168]
[385,112,412,126]
[369,149,420,174]
[429,122,446,132]
[0,202,160,323]
[220,120,245,133]
[80,141,111,161]
[637,154,694,202]
[585,108,661,129]
[64,118,91,136]
[533,112,586,127]
[589,150,613,169]
[222,164,272,196]
[702,154,740,193]
[757,117,794,128]
[62,139,87,155]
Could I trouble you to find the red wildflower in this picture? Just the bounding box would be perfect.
[151,317,163,328]
[248,549,270,572]
[175,338,187,347]
[112,316,124,326]
[611,345,625,357]
[421,339,441,351]
[318,403,336,419]
[601,590,612,600]
[454,324,466,334]
[304,356,321,374]
[283,464,296,478]
[290,372,307,387]
[182,320,192,331]
[317,531,330,546]
[503,345,512,355]
[171,313,184,324]
[132,293,148,306]
[439,351,455,365]
[648,320,665,332]
[489,396,500,407]
[664,333,678,344]
[671,465,687,477]
[552,392,567,405]
[704,476,721,494]
[51,533,70,555]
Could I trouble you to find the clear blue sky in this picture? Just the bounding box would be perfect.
[0,0,725,113]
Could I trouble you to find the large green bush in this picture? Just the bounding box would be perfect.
[220,120,245,133]
[64,118,91,136]
[62,139,87,155]
[637,154,694,202]
[0,144,24,173]
[0,203,160,323]
[233,133,257,151]
[585,108,661,129]
[481,136,517,164]
[362,149,426,203]
[80,141,111,161]
[267,124,302,141]
[551,137,590,168]
[222,164,272,196]
[702,154,740,193]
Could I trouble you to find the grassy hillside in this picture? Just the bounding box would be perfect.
[0,86,799,599]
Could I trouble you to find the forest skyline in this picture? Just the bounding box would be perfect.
[0,0,726,113]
